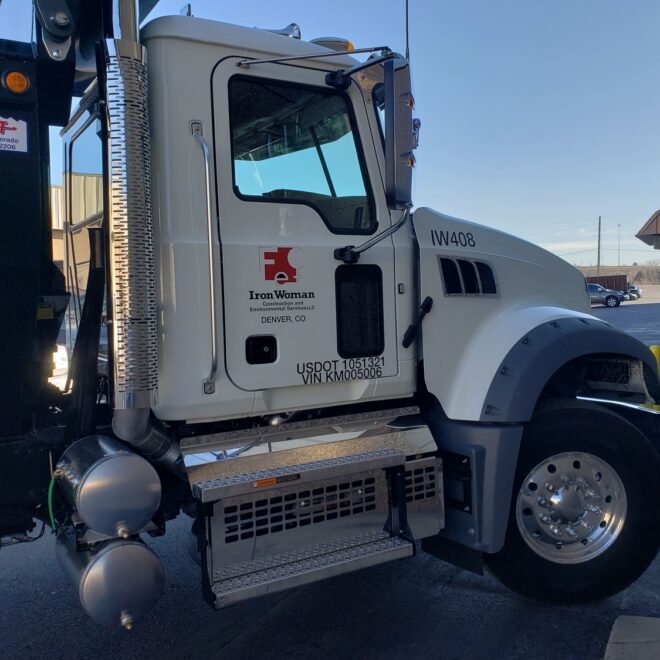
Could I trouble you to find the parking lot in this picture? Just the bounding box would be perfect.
[2,293,660,660]
[590,284,660,346]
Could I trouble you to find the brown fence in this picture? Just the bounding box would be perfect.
[586,275,628,291]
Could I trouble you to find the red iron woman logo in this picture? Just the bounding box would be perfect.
[262,247,299,285]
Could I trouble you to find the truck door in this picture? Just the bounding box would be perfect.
[211,60,398,392]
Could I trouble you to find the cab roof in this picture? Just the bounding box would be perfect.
[141,15,358,69]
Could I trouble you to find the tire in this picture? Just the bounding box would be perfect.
[484,402,660,604]
[605,295,618,307]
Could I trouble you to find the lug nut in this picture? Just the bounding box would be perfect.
[120,612,134,631]
[50,11,70,26]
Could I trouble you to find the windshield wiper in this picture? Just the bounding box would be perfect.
[309,126,337,198]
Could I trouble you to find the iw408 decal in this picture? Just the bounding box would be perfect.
[431,229,476,248]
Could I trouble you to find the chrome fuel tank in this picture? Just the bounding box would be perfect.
[57,435,161,537]
[56,535,164,628]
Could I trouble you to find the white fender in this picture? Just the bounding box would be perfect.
[413,207,596,421]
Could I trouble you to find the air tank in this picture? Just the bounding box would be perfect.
[56,535,164,628]
[56,435,161,538]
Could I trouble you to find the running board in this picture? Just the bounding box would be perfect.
[187,411,443,609]
[180,406,423,455]
[191,442,405,502]
[211,534,413,608]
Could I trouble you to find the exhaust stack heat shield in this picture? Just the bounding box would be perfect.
[105,38,158,412]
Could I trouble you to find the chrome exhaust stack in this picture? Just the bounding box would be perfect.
[104,1,179,469]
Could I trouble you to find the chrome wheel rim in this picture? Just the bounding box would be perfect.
[516,451,627,564]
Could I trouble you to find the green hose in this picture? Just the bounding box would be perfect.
[47,476,57,531]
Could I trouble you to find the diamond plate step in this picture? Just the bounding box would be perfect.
[211,535,413,608]
[181,406,421,454]
[189,437,406,501]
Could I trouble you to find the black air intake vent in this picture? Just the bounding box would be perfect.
[335,264,384,358]
[438,257,498,297]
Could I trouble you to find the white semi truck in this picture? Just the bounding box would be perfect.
[1,1,659,630]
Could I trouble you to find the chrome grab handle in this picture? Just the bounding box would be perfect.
[192,122,218,394]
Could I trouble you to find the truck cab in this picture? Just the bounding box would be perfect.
[142,17,417,421]
[3,3,660,630]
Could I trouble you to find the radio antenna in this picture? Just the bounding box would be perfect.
[405,0,410,60]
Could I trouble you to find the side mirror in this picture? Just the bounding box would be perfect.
[384,57,415,210]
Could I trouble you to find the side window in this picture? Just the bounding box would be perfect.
[66,115,104,327]
[70,118,103,225]
[229,77,375,234]
[63,112,107,380]
[373,82,385,139]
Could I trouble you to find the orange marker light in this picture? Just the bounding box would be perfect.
[4,71,30,95]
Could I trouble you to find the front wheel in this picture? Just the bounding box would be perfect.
[605,295,619,307]
[484,402,660,603]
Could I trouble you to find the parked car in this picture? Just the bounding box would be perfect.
[628,283,643,299]
[587,283,624,307]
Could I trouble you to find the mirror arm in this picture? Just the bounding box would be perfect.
[325,51,395,90]
[334,208,410,264]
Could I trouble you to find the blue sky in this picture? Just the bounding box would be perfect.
[2,0,660,265]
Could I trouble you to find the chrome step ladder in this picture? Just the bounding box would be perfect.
[184,407,442,608]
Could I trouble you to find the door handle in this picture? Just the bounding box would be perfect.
[192,122,218,395]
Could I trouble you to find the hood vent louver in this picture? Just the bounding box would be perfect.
[438,257,498,297]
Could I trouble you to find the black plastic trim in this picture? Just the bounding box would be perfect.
[481,317,660,423]
[422,398,522,553]
[335,264,384,358]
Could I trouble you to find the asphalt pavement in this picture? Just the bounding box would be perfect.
[3,518,660,660]
[3,297,660,659]
[589,283,660,345]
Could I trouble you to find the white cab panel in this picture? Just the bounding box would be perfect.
[142,17,417,423]
[212,60,398,391]
[414,208,595,422]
